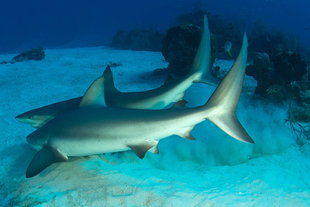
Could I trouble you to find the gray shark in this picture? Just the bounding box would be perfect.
[16,15,218,128]
[25,34,253,178]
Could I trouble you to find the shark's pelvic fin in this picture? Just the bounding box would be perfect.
[26,146,68,178]
[204,33,254,144]
[128,141,157,159]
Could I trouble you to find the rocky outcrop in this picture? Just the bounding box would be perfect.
[246,51,307,102]
[1,48,45,64]
[161,24,202,77]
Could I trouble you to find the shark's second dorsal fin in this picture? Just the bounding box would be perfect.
[26,146,68,178]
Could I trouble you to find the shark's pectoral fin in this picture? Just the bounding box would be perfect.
[26,146,68,178]
[176,126,196,140]
[128,141,157,159]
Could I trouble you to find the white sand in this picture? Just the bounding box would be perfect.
[1,47,310,207]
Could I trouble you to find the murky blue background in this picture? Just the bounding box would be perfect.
[0,0,309,53]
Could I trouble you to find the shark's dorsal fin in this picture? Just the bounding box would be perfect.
[26,146,68,178]
[176,126,196,140]
[128,142,156,159]
[103,65,119,94]
[80,76,106,107]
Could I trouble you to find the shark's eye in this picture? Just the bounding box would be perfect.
[28,115,32,119]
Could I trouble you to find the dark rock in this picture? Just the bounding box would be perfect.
[265,84,287,101]
[11,47,45,63]
[174,10,242,59]
[139,68,168,84]
[290,81,310,107]
[0,61,9,64]
[162,10,243,78]
[246,51,307,102]
[110,28,163,52]
[288,106,310,123]
[161,24,202,77]
[108,61,122,68]
[271,51,307,84]
[246,53,275,96]
[249,20,306,55]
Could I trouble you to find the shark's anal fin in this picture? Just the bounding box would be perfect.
[26,146,68,178]
[128,141,157,159]
[173,99,188,108]
[176,126,196,140]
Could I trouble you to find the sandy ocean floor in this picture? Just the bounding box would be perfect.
[1,47,310,207]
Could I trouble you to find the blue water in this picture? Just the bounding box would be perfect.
[0,0,310,53]
[2,1,310,206]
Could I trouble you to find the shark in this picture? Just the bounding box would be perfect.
[25,34,253,178]
[15,15,219,128]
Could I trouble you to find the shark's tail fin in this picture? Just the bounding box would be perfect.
[203,33,254,144]
[191,14,220,86]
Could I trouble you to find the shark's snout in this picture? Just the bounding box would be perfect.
[15,114,27,122]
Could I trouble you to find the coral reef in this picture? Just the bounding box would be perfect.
[12,48,45,63]
[246,51,307,102]
[249,20,306,55]
[174,10,243,59]
[110,28,163,52]
[287,81,310,123]
[271,51,307,84]
[162,10,243,78]
[161,24,202,77]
